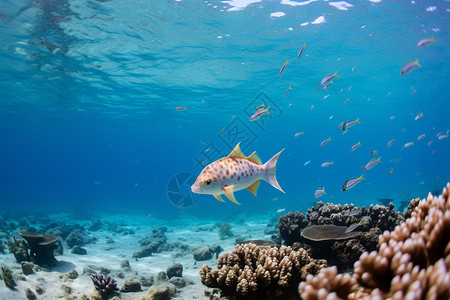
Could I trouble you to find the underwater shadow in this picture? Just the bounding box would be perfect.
[51,260,76,273]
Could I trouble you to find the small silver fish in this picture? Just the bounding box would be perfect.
[345,222,361,233]
[279,60,288,78]
[347,209,360,216]
[401,59,421,75]
[364,157,382,171]
[342,175,365,191]
[350,142,361,151]
[314,187,325,198]
[321,161,333,167]
[417,38,436,48]
[297,43,306,61]
[250,106,270,121]
[320,137,332,147]
[342,119,361,131]
[319,71,340,87]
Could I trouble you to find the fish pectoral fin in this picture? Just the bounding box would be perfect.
[246,180,261,196]
[223,185,241,205]
[213,194,226,202]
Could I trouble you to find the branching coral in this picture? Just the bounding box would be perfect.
[200,243,326,298]
[90,273,119,295]
[299,183,450,300]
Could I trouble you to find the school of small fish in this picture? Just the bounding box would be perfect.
[191,37,446,206]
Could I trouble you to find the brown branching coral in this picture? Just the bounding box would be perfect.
[200,243,326,298]
[299,266,357,300]
[299,183,450,300]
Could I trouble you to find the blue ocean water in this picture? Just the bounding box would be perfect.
[0,0,449,219]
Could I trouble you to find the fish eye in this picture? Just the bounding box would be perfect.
[205,179,212,185]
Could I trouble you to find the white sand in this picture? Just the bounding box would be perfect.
[0,212,273,299]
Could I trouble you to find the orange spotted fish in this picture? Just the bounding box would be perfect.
[191,143,284,205]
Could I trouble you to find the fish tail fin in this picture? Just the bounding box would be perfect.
[323,188,326,194]
[378,157,382,163]
[361,175,366,181]
[431,38,436,43]
[265,106,271,115]
[263,149,285,193]
[331,161,334,165]
[415,59,422,67]
[303,43,306,47]
[334,71,340,77]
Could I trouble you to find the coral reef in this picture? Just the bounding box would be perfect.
[90,273,119,296]
[299,183,450,300]
[8,235,31,263]
[278,199,413,271]
[300,225,361,242]
[200,243,326,298]
[300,225,377,272]
[237,239,280,247]
[305,201,403,232]
[18,230,61,268]
[278,212,309,245]
[404,197,420,219]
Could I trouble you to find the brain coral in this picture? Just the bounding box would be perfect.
[299,183,450,300]
[200,243,326,298]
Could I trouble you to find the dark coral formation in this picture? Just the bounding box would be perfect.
[18,230,61,268]
[90,273,119,295]
[306,201,403,232]
[278,212,308,246]
[8,235,31,263]
[1,266,16,290]
[300,225,361,242]
[200,243,326,298]
[299,225,377,272]
[299,183,450,300]
[278,199,413,271]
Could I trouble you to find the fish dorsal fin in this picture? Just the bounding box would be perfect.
[223,185,241,205]
[246,180,261,196]
[247,151,262,165]
[228,143,246,158]
[213,194,226,202]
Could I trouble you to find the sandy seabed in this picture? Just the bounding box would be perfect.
[0,212,272,300]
